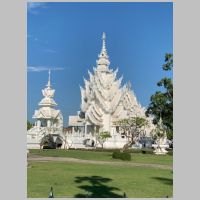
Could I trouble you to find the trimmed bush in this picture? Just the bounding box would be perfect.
[112,151,131,161]
[141,148,153,154]
[167,150,173,156]
[142,150,146,154]
[43,145,55,149]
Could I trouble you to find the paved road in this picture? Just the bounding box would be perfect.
[28,154,172,170]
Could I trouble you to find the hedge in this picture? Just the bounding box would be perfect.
[112,151,131,161]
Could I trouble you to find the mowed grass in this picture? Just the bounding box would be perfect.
[29,149,173,165]
[27,161,173,198]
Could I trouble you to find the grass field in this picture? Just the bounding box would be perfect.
[29,149,173,165]
[28,161,173,198]
[28,149,173,198]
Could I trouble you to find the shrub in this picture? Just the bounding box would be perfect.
[124,148,154,154]
[142,150,146,154]
[112,151,131,161]
[167,150,173,156]
[141,148,153,154]
[43,145,51,149]
[43,145,56,149]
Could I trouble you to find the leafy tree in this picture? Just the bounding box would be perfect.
[115,117,149,152]
[146,53,173,140]
[96,131,111,149]
[27,120,33,130]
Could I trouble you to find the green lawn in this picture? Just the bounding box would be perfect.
[28,161,173,198]
[29,149,173,165]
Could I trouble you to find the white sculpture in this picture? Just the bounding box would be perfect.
[152,117,169,155]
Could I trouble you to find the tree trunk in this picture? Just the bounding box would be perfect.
[122,141,135,152]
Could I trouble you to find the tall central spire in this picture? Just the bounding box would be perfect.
[101,32,107,56]
[47,69,51,87]
[97,32,110,71]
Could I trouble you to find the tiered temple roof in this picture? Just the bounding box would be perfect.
[78,33,148,131]
[33,70,61,120]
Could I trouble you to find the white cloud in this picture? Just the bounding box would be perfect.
[27,2,46,14]
[28,66,65,72]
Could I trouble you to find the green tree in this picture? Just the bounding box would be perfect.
[146,53,173,140]
[96,131,111,149]
[27,120,33,130]
[115,117,149,152]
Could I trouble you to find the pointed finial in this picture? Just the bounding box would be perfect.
[102,32,106,40]
[97,32,110,69]
[157,115,164,130]
[159,116,163,125]
[47,69,51,87]
[101,32,107,54]
[159,111,162,121]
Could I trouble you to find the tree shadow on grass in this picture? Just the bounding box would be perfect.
[152,177,173,185]
[74,176,123,198]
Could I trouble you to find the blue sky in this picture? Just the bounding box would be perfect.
[27,2,173,126]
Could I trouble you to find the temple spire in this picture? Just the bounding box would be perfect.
[97,32,110,70]
[39,70,57,107]
[47,69,51,87]
[101,32,107,55]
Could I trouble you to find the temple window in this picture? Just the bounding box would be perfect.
[41,120,47,127]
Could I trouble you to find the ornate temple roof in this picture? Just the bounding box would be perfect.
[33,107,60,119]
[38,70,57,107]
[33,70,61,120]
[78,33,148,128]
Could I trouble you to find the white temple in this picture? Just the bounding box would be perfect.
[27,33,156,150]
[27,70,63,149]
[68,33,155,148]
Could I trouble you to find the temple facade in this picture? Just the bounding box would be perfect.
[68,33,154,148]
[27,70,63,149]
[27,33,155,149]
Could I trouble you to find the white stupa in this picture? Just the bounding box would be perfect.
[27,70,63,149]
[68,33,154,148]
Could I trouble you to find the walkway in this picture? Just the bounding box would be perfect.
[28,154,172,170]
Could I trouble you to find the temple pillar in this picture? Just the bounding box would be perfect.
[94,125,97,134]
[37,120,41,128]
[47,120,51,128]
[85,124,88,134]
[103,114,110,132]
